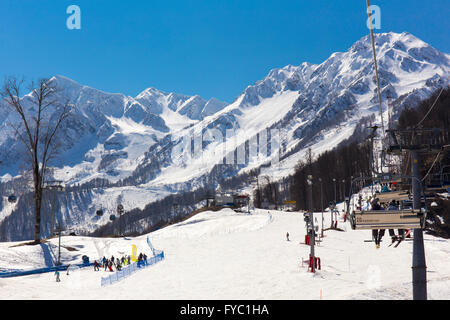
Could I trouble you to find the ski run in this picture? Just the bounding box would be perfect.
[0,203,449,300]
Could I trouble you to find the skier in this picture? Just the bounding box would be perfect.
[395,200,406,240]
[54,270,61,282]
[108,260,113,272]
[143,254,148,266]
[94,260,100,271]
[370,198,385,249]
[137,253,143,268]
[286,232,290,241]
[387,200,399,244]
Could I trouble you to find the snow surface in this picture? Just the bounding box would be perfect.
[0,207,449,300]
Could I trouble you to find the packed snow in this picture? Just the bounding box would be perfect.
[0,207,449,300]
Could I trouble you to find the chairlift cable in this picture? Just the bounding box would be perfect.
[415,87,445,129]
[366,0,385,142]
[402,155,411,176]
[420,145,450,183]
[421,150,442,182]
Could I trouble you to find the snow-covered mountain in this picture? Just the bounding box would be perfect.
[129,31,449,187]
[0,75,227,181]
[0,31,449,240]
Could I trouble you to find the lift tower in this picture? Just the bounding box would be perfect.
[386,128,450,300]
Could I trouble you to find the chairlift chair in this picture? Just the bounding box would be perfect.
[425,171,450,191]
[96,209,104,216]
[346,175,427,231]
[109,214,116,221]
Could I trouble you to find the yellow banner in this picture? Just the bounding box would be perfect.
[131,244,137,262]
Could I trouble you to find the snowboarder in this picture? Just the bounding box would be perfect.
[286,232,290,241]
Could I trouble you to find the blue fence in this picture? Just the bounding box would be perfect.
[100,250,164,287]
[0,236,163,281]
[0,262,93,278]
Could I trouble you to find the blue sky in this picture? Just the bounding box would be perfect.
[0,0,448,102]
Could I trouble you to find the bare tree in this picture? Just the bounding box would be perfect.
[1,76,72,244]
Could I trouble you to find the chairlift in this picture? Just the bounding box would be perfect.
[346,175,427,231]
[109,214,116,221]
[96,209,104,216]
[7,195,17,203]
[424,170,450,191]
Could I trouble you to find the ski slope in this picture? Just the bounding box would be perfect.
[0,207,449,300]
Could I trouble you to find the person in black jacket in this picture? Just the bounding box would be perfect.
[371,198,385,248]
[143,254,148,266]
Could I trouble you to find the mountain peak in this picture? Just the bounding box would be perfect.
[49,74,83,89]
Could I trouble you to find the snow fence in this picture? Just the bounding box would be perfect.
[0,262,93,278]
[100,250,164,287]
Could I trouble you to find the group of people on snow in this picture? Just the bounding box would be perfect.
[54,252,150,282]
[93,253,148,272]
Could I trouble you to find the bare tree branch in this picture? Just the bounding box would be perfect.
[1,76,72,244]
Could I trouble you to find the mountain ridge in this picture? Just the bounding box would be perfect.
[0,31,449,240]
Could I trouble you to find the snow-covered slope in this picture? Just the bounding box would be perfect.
[0,208,449,300]
[0,32,449,239]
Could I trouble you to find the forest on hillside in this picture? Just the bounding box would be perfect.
[254,87,450,237]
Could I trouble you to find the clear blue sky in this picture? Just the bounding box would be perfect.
[0,0,448,103]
